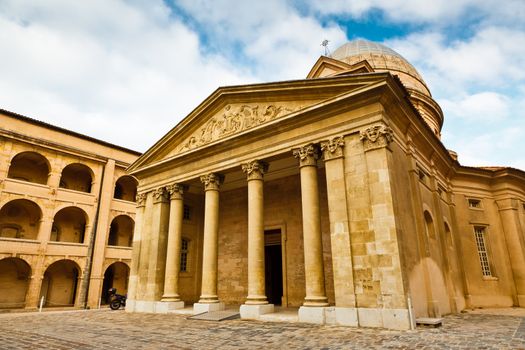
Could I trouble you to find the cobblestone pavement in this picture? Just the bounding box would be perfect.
[0,309,524,349]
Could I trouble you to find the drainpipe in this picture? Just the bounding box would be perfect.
[78,161,106,309]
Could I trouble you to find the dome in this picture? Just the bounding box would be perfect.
[332,39,431,97]
[331,39,443,136]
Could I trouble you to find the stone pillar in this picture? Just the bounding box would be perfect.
[240,160,274,319]
[497,198,525,306]
[158,183,186,313]
[194,173,225,314]
[136,192,153,302]
[143,187,170,309]
[320,136,358,326]
[125,192,146,312]
[293,143,329,324]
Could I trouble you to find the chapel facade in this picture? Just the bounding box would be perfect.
[0,109,139,310]
[126,40,525,330]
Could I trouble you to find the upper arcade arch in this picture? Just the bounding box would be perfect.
[0,199,42,240]
[7,151,50,185]
[114,175,138,202]
[0,257,31,309]
[107,215,134,247]
[50,206,88,243]
[59,163,93,193]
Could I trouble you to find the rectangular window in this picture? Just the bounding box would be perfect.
[468,198,482,209]
[474,227,492,277]
[183,205,191,221]
[180,238,189,272]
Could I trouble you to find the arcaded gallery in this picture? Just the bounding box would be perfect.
[0,110,139,310]
[126,40,525,330]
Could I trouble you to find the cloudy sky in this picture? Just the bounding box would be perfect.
[0,1,524,169]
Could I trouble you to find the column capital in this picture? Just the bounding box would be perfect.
[200,173,224,191]
[359,124,393,151]
[320,136,345,160]
[135,192,147,207]
[241,160,269,181]
[293,143,319,167]
[166,183,186,200]
[152,187,169,203]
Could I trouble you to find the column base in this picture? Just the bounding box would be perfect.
[126,299,136,312]
[298,306,326,324]
[193,302,225,314]
[132,300,157,313]
[155,301,185,314]
[240,304,274,320]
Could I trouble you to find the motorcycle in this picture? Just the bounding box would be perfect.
[108,288,126,310]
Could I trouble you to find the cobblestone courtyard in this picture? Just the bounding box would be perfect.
[0,308,524,349]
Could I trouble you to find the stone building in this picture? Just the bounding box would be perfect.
[0,109,139,310]
[123,39,525,330]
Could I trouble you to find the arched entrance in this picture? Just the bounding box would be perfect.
[114,176,138,202]
[0,199,42,240]
[40,260,80,307]
[107,215,134,247]
[0,257,31,309]
[7,151,50,185]
[60,163,93,193]
[50,207,87,243]
[101,262,130,304]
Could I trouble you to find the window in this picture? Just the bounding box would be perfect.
[183,205,191,221]
[474,227,492,277]
[468,198,482,209]
[180,238,189,272]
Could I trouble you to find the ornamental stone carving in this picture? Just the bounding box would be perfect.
[359,124,393,151]
[320,136,345,160]
[179,104,298,153]
[166,183,185,200]
[241,160,269,181]
[293,143,319,167]
[136,193,147,207]
[152,187,169,203]
[200,173,224,191]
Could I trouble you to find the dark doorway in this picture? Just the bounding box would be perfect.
[101,267,114,304]
[264,229,283,305]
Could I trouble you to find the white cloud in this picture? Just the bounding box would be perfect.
[0,0,254,151]
[440,92,510,122]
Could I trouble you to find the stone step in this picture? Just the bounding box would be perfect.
[188,310,240,321]
[416,317,443,327]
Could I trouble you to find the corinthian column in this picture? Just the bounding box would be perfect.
[293,144,329,309]
[194,173,225,314]
[158,183,186,312]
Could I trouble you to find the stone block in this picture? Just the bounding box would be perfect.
[335,307,359,326]
[134,300,156,313]
[357,307,382,328]
[155,301,185,314]
[193,302,225,314]
[240,304,274,320]
[298,306,326,324]
[382,308,411,330]
[125,299,135,312]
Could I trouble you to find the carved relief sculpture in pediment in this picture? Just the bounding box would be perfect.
[179,104,298,153]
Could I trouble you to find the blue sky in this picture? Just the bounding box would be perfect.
[0,0,524,169]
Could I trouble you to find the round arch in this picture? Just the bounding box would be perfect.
[0,257,32,309]
[423,210,436,239]
[60,163,94,193]
[51,206,88,243]
[114,175,138,202]
[0,199,42,240]
[107,215,134,247]
[7,151,50,185]
[101,261,130,304]
[40,259,81,307]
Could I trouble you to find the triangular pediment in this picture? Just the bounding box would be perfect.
[128,75,385,174]
[307,56,375,79]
